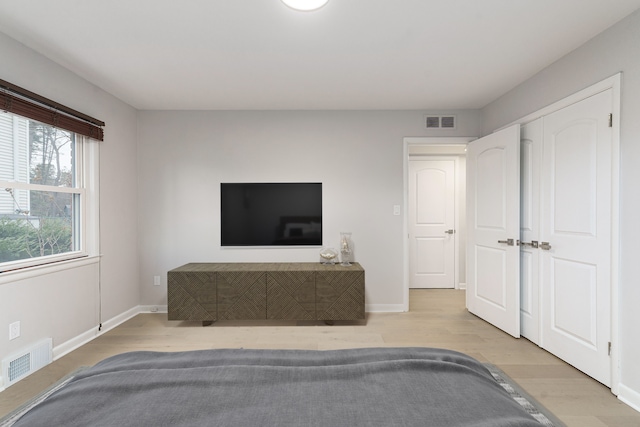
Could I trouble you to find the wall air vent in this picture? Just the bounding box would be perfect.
[425,115,456,129]
[2,338,52,388]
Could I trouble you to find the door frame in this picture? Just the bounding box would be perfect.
[498,73,621,394]
[402,137,476,311]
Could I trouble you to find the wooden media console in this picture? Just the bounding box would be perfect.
[168,262,365,325]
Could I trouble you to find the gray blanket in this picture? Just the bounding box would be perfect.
[13,347,543,426]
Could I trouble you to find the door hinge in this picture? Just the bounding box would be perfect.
[608,341,612,356]
[608,113,613,128]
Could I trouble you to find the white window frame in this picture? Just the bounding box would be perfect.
[0,128,99,274]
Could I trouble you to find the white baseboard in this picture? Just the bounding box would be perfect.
[51,303,400,362]
[618,383,640,414]
[365,304,405,313]
[457,282,467,290]
[2,301,386,394]
[53,327,99,361]
[53,305,143,361]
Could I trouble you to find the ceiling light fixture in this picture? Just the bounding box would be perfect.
[281,0,329,12]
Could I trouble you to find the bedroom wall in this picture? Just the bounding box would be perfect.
[136,110,481,311]
[481,8,640,410]
[0,32,139,370]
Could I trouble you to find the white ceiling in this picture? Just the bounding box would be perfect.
[1,0,639,111]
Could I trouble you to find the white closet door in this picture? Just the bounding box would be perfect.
[540,89,612,386]
[466,124,521,338]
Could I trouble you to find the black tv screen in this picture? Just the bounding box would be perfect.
[221,182,322,246]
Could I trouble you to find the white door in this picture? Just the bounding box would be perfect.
[520,119,542,344]
[466,124,521,338]
[408,159,455,288]
[540,90,612,386]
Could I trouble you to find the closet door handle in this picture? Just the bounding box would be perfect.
[521,240,539,248]
[497,238,515,246]
[540,242,552,250]
[444,229,455,235]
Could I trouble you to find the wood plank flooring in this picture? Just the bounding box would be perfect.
[1,289,639,426]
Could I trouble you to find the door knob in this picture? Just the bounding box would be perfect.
[540,242,552,250]
[498,238,515,246]
[521,240,539,248]
[444,229,455,234]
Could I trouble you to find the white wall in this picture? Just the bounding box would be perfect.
[0,32,139,368]
[137,110,480,310]
[481,9,640,409]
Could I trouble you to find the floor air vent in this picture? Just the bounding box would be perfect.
[425,115,456,129]
[2,338,52,388]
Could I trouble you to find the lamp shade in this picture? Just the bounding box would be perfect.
[281,0,329,11]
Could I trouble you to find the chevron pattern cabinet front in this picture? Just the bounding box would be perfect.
[167,263,364,323]
[168,267,216,322]
[316,270,365,320]
[217,269,267,320]
[267,270,316,320]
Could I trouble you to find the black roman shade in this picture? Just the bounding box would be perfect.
[0,78,104,141]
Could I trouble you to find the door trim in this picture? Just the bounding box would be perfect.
[402,137,476,311]
[500,73,621,395]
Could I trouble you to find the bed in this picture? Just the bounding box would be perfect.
[11,347,548,426]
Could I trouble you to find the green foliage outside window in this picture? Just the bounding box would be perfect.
[0,115,78,266]
[0,217,72,263]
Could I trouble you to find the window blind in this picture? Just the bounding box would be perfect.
[0,78,104,141]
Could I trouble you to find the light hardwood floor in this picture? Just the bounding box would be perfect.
[1,289,639,426]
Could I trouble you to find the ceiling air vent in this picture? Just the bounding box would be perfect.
[425,115,456,129]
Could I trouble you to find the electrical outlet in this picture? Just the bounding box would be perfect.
[9,321,20,340]
[153,275,161,286]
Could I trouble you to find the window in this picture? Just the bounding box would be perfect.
[0,110,89,271]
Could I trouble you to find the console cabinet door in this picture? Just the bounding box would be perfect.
[316,270,365,320]
[168,271,216,321]
[267,271,316,320]
[217,271,267,320]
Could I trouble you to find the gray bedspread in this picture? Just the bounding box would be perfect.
[13,347,544,426]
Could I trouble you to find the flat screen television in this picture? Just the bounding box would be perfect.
[220,182,322,246]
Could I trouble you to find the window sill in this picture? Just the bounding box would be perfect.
[0,255,99,286]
